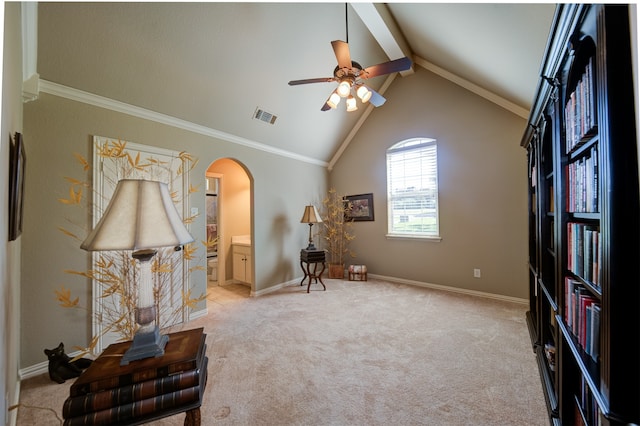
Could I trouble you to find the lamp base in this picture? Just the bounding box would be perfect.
[120,326,169,366]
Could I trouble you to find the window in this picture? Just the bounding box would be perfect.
[386,138,440,239]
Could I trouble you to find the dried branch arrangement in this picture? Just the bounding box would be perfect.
[55,138,212,357]
[321,188,356,266]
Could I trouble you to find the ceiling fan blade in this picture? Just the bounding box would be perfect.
[331,40,352,69]
[288,77,335,86]
[361,57,412,79]
[364,86,387,107]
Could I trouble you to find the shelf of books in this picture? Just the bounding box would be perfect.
[523,4,639,425]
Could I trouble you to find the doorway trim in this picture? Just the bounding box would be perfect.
[205,172,223,287]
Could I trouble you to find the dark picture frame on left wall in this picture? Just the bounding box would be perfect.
[8,132,26,241]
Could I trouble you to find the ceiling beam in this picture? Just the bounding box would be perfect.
[351,3,414,77]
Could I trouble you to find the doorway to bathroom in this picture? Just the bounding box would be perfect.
[206,158,252,297]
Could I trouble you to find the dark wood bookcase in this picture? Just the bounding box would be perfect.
[522,4,639,425]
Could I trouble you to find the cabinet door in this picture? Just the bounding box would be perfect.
[232,247,251,284]
[233,252,246,282]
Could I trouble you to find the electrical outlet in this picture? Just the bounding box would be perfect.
[473,268,481,278]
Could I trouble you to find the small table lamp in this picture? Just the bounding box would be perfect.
[300,205,322,250]
[80,179,194,365]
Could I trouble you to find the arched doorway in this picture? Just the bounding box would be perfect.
[206,158,253,296]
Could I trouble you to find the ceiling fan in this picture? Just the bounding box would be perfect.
[288,5,412,112]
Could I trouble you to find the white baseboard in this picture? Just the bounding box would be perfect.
[251,278,299,297]
[19,348,86,380]
[189,307,208,321]
[368,273,528,305]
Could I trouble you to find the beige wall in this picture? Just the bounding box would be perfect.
[21,92,327,368]
[330,67,529,299]
[2,2,24,423]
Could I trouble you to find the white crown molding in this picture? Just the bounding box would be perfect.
[38,80,329,168]
[413,55,530,119]
[22,73,39,103]
[21,2,37,81]
[22,2,39,103]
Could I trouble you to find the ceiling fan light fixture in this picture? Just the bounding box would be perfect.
[356,85,372,103]
[327,92,341,109]
[346,95,357,112]
[337,80,352,97]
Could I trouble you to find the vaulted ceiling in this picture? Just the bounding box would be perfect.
[35,2,556,165]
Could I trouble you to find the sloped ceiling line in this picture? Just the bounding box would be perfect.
[38,79,329,167]
[413,56,529,119]
[355,3,528,118]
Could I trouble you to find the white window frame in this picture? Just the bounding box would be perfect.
[386,138,441,241]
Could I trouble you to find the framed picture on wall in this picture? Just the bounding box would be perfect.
[8,132,26,241]
[345,193,374,221]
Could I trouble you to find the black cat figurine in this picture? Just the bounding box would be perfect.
[44,342,93,384]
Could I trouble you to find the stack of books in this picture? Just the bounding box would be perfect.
[300,249,325,263]
[62,328,208,426]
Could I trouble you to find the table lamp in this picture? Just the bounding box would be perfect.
[300,205,322,250]
[80,179,194,365]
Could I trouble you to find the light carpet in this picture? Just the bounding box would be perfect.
[17,278,548,425]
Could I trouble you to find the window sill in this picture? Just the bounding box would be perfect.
[385,234,442,242]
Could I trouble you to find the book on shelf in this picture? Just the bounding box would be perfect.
[565,147,599,213]
[565,277,600,355]
[592,146,599,212]
[565,56,596,152]
[62,359,204,418]
[567,222,600,287]
[63,357,207,426]
[588,304,600,361]
[578,293,597,346]
[579,374,603,426]
[565,277,577,329]
[69,327,206,397]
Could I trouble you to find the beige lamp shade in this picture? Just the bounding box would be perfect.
[301,205,322,250]
[81,179,194,252]
[300,205,322,224]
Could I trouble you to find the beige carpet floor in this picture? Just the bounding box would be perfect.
[17,278,548,425]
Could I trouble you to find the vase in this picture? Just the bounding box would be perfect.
[328,263,344,279]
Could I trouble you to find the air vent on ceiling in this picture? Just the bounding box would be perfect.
[253,107,277,125]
